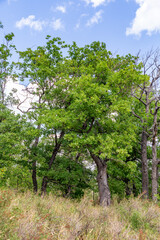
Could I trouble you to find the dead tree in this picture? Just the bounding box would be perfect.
[132,49,160,200]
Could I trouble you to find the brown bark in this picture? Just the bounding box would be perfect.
[41,130,65,195]
[90,153,111,206]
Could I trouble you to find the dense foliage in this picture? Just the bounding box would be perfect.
[0,24,160,205]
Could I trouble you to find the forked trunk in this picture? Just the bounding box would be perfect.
[41,130,65,195]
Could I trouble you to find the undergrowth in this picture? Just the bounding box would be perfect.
[0,189,160,239]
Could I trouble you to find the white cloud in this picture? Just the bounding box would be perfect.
[16,16,64,32]
[51,19,64,31]
[86,10,103,26]
[75,13,88,29]
[69,1,74,5]
[126,0,160,36]
[16,15,47,31]
[56,5,66,13]
[8,0,17,5]
[75,22,80,29]
[5,78,38,114]
[83,0,112,8]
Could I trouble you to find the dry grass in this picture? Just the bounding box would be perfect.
[0,189,160,239]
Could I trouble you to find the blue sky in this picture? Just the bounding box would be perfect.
[0,0,160,56]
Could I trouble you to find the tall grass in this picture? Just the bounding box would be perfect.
[0,189,160,239]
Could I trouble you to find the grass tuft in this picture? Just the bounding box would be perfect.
[0,189,160,239]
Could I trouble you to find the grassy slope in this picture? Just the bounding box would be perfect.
[0,189,160,240]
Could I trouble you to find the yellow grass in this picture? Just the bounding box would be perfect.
[0,189,160,239]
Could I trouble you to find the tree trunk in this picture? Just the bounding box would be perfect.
[124,178,132,196]
[41,176,48,195]
[90,153,111,206]
[152,105,158,201]
[141,130,149,198]
[41,130,65,195]
[31,124,41,193]
[152,141,158,201]
[32,161,38,193]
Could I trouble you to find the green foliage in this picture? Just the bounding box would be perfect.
[0,105,22,161]
[0,21,3,29]
[14,37,148,199]
[0,27,16,105]
[47,155,93,199]
[0,105,31,190]
[0,32,151,201]
[130,211,142,229]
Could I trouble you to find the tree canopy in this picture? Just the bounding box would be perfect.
[0,31,160,206]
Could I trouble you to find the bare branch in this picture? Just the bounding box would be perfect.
[131,92,146,106]
[132,110,143,123]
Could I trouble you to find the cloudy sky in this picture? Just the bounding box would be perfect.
[0,0,160,57]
